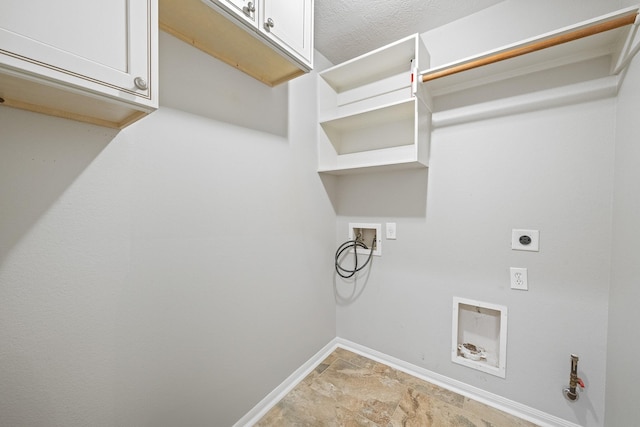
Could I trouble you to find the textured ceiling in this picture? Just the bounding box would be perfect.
[314,0,506,65]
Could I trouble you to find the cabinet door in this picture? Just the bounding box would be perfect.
[0,0,153,101]
[211,0,257,26]
[261,0,313,65]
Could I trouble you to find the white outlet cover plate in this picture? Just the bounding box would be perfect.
[510,267,528,290]
[511,229,539,252]
[386,222,396,240]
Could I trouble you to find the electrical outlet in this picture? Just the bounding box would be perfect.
[511,229,539,252]
[510,267,528,290]
[386,222,397,240]
[349,223,382,256]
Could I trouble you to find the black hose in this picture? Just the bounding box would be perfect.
[334,237,375,278]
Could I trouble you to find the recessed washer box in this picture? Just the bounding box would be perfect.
[348,223,382,256]
[452,297,508,378]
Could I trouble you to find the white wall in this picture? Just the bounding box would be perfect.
[3,2,638,426]
[605,22,640,427]
[335,1,627,425]
[0,32,336,426]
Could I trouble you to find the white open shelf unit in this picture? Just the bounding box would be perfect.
[317,34,431,175]
[421,5,640,126]
[452,297,508,378]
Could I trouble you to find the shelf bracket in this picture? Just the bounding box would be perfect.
[611,18,640,75]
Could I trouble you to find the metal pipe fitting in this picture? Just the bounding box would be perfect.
[563,354,584,401]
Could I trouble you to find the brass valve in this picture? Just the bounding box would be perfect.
[563,354,585,401]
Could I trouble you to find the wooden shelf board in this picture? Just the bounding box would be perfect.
[0,69,150,128]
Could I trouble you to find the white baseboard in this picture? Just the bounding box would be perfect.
[335,338,582,427]
[235,337,581,427]
[233,338,340,427]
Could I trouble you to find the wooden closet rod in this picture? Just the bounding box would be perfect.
[421,11,638,83]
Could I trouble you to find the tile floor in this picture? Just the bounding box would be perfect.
[255,347,539,426]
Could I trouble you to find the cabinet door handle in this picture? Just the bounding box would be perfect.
[134,77,148,90]
[242,1,255,15]
[265,17,275,30]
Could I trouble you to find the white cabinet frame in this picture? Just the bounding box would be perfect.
[0,0,158,128]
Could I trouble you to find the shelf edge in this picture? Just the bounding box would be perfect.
[431,75,619,128]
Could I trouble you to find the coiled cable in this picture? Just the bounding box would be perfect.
[334,237,375,278]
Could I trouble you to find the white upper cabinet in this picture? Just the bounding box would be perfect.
[0,0,158,128]
[217,0,257,25]
[160,0,313,86]
[261,0,313,65]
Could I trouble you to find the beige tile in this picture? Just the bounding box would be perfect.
[333,349,397,377]
[388,388,437,427]
[256,348,538,427]
[255,381,341,426]
[331,347,372,367]
[462,397,541,427]
[309,358,405,425]
[395,370,465,409]
[390,387,496,427]
[319,348,341,367]
[390,386,541,427]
